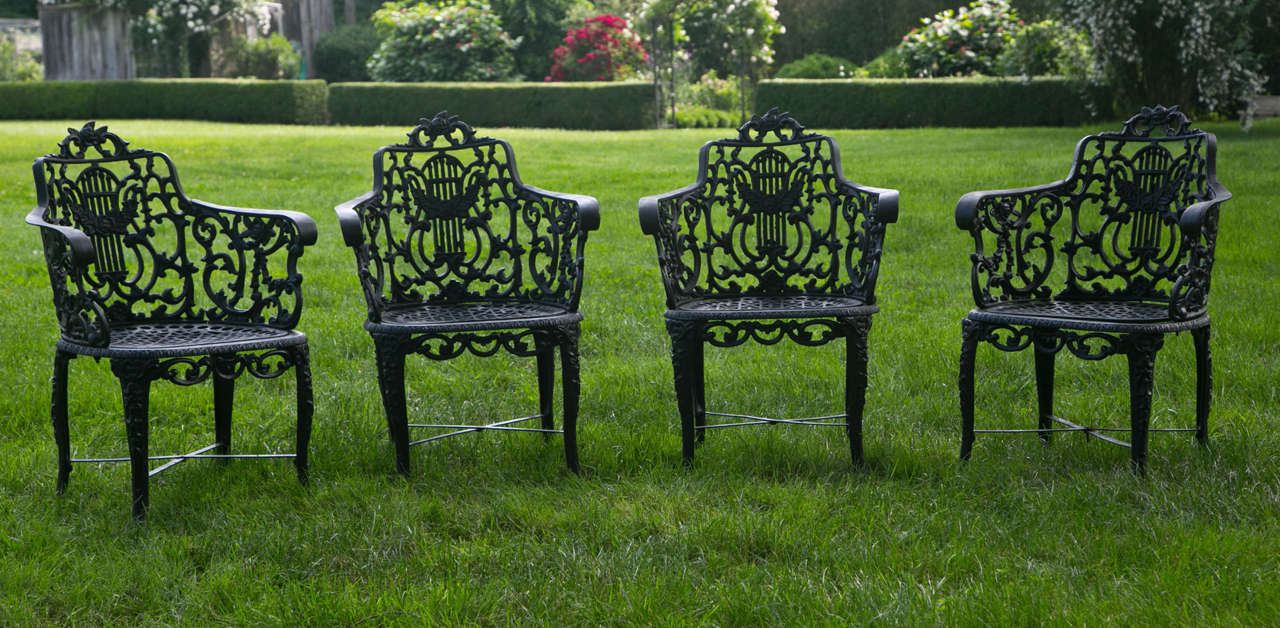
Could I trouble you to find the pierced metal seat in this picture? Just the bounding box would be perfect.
[955,106,1230,472]
[639,109,899,466]
[27,122,317,520]
[337,112,599,475]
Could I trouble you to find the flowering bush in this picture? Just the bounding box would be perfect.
[368,0,521,82]
[546,14,646,82]
[994,19,1093,79]
[897,0,1019,78]
[680,0,783,79]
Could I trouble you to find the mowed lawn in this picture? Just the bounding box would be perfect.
[0,117,1278,624]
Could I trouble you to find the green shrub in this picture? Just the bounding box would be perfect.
[860,47,908,78]
[674,105,739,128]
[897,0,1019,77]
[314,24,379,82]
[775,53,858,79]
[368,0,520,82]
[772,0,955,67]
[0,32,40,81]
[994,19,1093,78]
[755,77,1113,128]
[218,34,301,80]
[678,71,743,111]
[0,81,95,118]
[0,79,328,124]
[328,81,654,129]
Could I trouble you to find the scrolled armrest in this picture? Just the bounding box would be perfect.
[1179,184,1231,238]
[188,198,318,246]
[639,183,700,236]
[26,207,95,267]
[335,191,377,247]
[955,181,1067,231]
[524,185,600,232]
[841,182,899,224]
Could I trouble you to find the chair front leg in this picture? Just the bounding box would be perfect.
[557,322,581,474]
[1032,333,1057,443]
[1126,334,1164,474]
[690,330,706,444]
[52,350,73,495]
[842,316,872,467]
[373,334,412,477]
[212,357,235,457]
[292,345,314,484]
[1192,325,1211,445]
[666,319,703,465]
[958,318,984,461]
[111,357,156,522]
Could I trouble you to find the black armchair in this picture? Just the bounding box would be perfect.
[336,112,599,475]
[27,122,317,520]
[639,109,899,466]
[955,106,1231,471]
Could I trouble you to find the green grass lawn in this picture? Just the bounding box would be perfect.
[1,117,1278,624]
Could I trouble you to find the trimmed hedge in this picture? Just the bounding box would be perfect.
[756,78,1115,128]
[328,82,655,130]
[0,79,329,124]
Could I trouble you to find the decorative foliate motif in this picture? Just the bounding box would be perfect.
[353,118,587,316]
[964,110,1220,317]
[652,111,888,305]
[33,126,309,345]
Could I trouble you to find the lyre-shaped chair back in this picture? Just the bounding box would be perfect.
[644,109,893,307]
[352,112,589,316]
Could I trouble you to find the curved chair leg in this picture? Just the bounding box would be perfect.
[1126,334,1163,474]
[558,322,581,474]
[1192,325,1211,445]
[112,358,154,522]
[1033,336,1056,444]
[844,316,872,467]
[690,333,706,444]
[212,357,235,457]
[958,319,983,461]
[52,350,73,495]
[293,345,314,484]
[373,334,412,477]
[666,319,701,465]
[536,336,556,436]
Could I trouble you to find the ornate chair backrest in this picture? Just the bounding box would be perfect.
[352,113,590,314]
[1058,106,1219,304]
[647,109,891,307]
[966,106,1224,316]
[32,123,307,345]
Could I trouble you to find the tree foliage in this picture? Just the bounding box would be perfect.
[1064,0,1267,123]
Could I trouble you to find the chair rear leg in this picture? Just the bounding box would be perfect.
[1033,341,1056,443]
[52,350,72,495]
[666,320,701,465]
[1192,326,1211,445]
[112,358,154,522]
[844,316,871,467]
[536,339,556,436]
[1127,334,1162,475]
[213,359,234,457]
[959,320,983,461]
[558,323,581,474]
[373,335,412,477]
[293,345,314,484]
